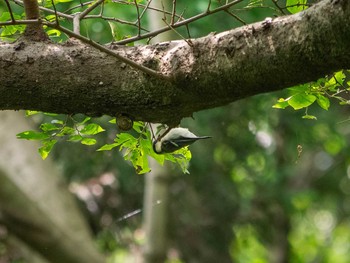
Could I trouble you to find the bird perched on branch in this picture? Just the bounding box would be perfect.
[153,127,211,154]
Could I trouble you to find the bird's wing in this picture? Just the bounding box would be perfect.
[161,137,199,153]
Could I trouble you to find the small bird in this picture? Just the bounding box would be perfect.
[153,127,211,154]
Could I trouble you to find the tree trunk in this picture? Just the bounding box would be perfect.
[0,111,105,263]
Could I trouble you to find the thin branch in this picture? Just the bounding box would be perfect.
[63,1,94,13]
[134,0,141,36]
[43,22,169,80]
[163,20,193,47]
[271,0,286,15]
[85,15,149,31]
[51,0,60,26]
[207,0,212,13]
[138,0,152,21]
[224,9,246,25]
[115,0,244,45]
[79,0,104,19]
[0,19,40,26]
[13,0,74,20]
[113,0,183,21]
[4,0,16,22]
[73,14,80,34]
[171,0,177,25]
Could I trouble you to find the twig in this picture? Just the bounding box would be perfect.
[272,0,286,15]
[73,14,80,34]
[171,0,177,25]
[113,0,182,20]
[224,10,246,25]
[134,0,141,36]
[44,22,169,80]
[51,0,60,25]
[79,0,104,19]
[163,19,193,47]
[137,0,152,22]
[207,0,212,13]
[85,15,149,32]
[4,0,16,22]
[64,1,94,13]
[0,19,40,26]
[115,0,244,45]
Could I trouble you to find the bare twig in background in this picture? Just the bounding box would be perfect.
[79,0,104,19]
[43,22,169,80]
[4,0,16,22]
[171,0,177,25]
[224,9,246,25]
[115,0,245,45]
[134,0,141,36]
[10,0,247,45]
[207,0,212,13]
[50,0,60,25]
[272,0,286,15]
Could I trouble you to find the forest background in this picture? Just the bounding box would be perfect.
[1,0,350,262]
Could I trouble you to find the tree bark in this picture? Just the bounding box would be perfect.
[0,0,349,125]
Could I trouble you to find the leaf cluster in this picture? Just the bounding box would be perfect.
[16,112,191,174]
[273,70,350,120]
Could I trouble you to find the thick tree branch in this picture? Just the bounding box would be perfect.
[0,0,349,125]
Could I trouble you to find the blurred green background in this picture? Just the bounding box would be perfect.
[1,0,350,262]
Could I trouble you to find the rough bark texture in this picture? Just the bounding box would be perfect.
[0,0,349,125]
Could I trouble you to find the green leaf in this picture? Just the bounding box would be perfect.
[133,121,145,133]
[81,138,97,145]
[57,126,75,136]
[109,118,116,124]
[115,133,137,148]
[288,94,316,110]
[17,131,50,140]
[46,29,61,37]
[44,112,59,117]
[97,142,120,151]
[286,0,307,14]
[80,117,91,125]
[302,115,317,120]
[51,119,64,125]
[273,98,289,109]
[25,110,40,116]
[39,140,57,160]
[40,123,59,132]
[334,71,345,85]
[68,135,83,141]
[316,95,330,110]
[80,123,105,135]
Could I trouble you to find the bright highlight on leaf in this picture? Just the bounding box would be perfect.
[288,94,316,110]
[286,0,307,14]
[80,123,105,135]
[39,140,57,160]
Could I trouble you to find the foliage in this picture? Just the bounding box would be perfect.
[273,70,349,119]
[16,112,191,174]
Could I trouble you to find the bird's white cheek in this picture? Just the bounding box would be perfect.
[155,142,162,153]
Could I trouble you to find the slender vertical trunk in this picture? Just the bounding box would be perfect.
[22,0,48,40]
[142,2,177,261]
